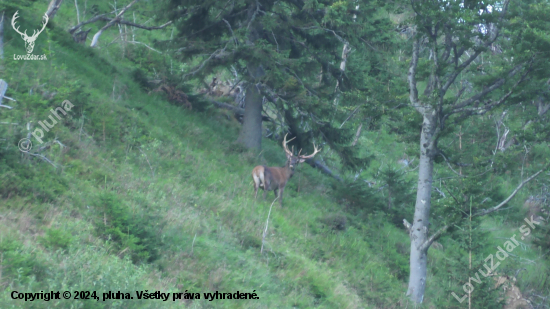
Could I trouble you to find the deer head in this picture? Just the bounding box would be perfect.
[282,133,321,170]
[12,11,49,54]
[251,134,321,207]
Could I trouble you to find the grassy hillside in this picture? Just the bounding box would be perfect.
[0,4,412,308]
[1,1,548,308]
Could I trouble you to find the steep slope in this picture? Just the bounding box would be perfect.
[0,6,408,308]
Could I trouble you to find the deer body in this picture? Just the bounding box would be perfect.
[252,134,320,207]
[252,164,294,201]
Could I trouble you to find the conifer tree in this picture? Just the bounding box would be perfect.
[162,0,395,168]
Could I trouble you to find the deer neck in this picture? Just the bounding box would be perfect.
[283,163,295,179]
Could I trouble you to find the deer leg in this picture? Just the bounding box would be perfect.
[274,188,278,199]
[279,187,284,207]
[252,174,260,199]
[263,179,270,200]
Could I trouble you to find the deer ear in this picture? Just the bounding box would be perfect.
[298,158,307,163]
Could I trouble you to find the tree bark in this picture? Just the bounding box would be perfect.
[236,2,265,150]
[46,0,64,19]
[406,111,437,303]
[403,1,527,302]
[237,80,263,149]
[209,99,270,122]
[0,12,3,60]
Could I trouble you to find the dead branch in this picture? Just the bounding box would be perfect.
[21,151,59,169]
[439,151,462,176]
[449,63,527,115]
[474,166,548,217]
[246,0,260,31]
[403,219,412,233]
[339,106,360,128]
[440,0,511,95]
[69,12,114,34]
[417,164,548,250]
[90,0,138,47]
[0,79,15,109]
[46,0,64,19]
[305,159,342,182]
[182,41,232,78]
[261,196,278,254]
[419,225,448,252]
[97,16,172,30]
[74,0,80,23]
[352,123,362,146]
[222,18,238,46]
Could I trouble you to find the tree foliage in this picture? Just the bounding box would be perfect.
[160,0,400,168]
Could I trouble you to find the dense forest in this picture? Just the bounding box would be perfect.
[0,0,549,308]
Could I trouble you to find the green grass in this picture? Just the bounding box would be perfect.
[0,8,409,308]
[1,1,548,308]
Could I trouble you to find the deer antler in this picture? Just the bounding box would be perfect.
[282,133,296,156]
[11,11,26,37]
[31,14,49,39]
[298,143,322,160]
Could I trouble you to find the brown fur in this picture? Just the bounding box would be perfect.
[252,159,299,207]
[251,134,321,207]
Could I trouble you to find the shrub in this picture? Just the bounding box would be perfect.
[39,228,73,250]
[93,192,163,264]
[0,239,46,282]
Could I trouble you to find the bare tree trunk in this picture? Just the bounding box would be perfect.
[406,112,437,303]
[237,80,263,149]
[0,12,3,60]
[46,0,64,19]
[404,2,527,303]
[236,3,264,150]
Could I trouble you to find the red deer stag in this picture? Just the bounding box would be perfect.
[252,134,321,207]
